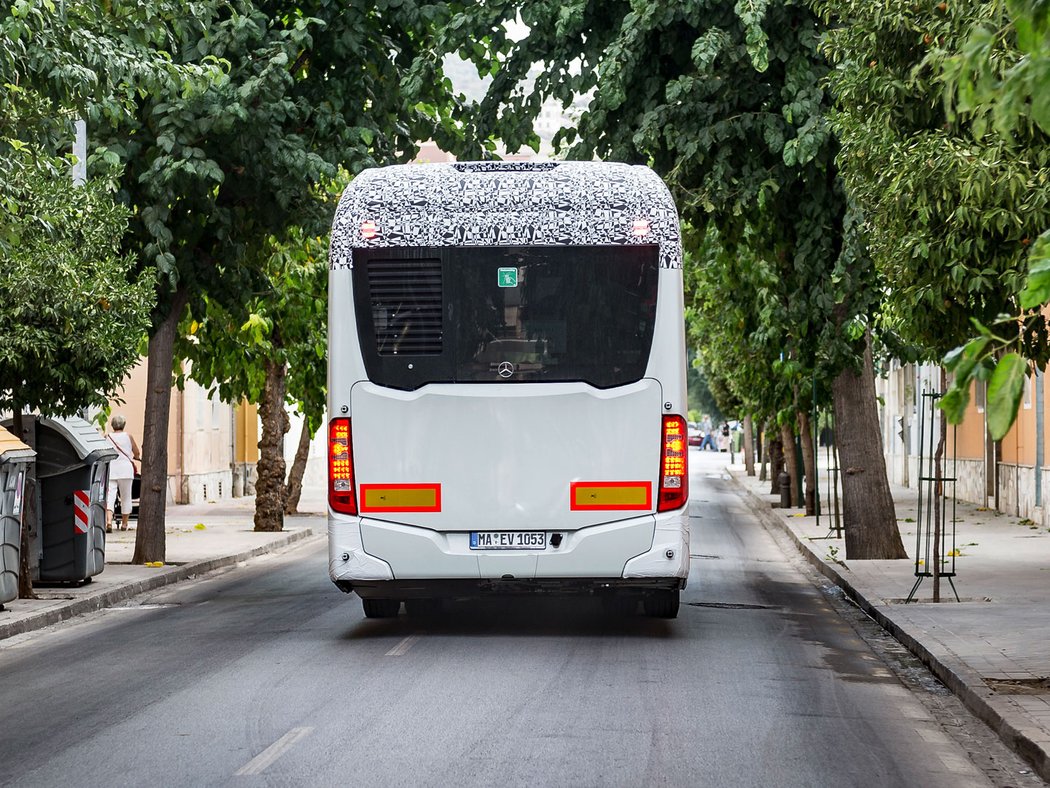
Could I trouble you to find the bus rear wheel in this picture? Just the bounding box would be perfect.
[405,598,442,618]
[601,594,638,616]
[362,598,401,618]
[643,590,680,619]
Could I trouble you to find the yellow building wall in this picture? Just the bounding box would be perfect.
[235,402,259,464]
[948,380,987,461]
[950,374,1041,467]
[999,372,1038,466]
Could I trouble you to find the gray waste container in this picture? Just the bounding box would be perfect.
[1,428,36,606]
[32,417,115,583]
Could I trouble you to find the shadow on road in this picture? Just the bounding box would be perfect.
[339,596,682,641]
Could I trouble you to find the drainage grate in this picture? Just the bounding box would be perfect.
[687,601,778,610]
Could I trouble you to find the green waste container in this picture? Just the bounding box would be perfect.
[1,428,35,606]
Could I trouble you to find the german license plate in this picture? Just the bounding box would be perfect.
[469,531,547,550]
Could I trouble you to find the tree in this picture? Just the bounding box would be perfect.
[0,173,154,597]
[818,0,1049,594]
[93,1,488,562]
[465,1,904,556]
[177,228,328,530]
[0,178,154,421]
[936,0,1050,437]
[1,0,215,593]
[686,353,724,423]
[818,0,1050,370]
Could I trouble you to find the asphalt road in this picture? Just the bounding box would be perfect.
[0,452,1036,787]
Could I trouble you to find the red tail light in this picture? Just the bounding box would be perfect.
[329,418,357,515]
[658,415,688,512]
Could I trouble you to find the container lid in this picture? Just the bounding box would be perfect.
[37,416,117,465]
[0,426,36,463]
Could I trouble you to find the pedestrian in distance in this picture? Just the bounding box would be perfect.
[105,414,141,532]
[719,421,731,452]
[700,415,716,451]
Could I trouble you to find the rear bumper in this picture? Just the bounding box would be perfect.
[328,510,689,591]
[338,576,685,599]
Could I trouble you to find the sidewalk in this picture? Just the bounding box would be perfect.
[729,463,1050,782]
[0,494,325,641]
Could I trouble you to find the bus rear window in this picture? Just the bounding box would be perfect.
[353,245,659,390]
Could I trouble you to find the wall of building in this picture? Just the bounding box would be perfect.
[109,359,236,505]
[877,360,1048,527]
[176,374,233,504]
[233,402,259,497]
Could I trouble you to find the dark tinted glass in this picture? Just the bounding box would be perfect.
[353,245,659,390]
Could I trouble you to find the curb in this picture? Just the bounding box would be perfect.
[0,527,318,642]
[731,475,1050,783]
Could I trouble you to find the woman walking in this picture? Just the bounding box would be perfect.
[106,414,141,532]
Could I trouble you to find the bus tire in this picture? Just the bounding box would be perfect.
[602,594,638,616]
[643,590,680,619]
[362,598,401,618]
[405,598,442,618]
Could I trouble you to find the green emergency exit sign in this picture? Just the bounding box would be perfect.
[497,267,518,287]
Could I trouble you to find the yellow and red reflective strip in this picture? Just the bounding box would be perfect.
[359,484,441,513]
[570,481,652,511]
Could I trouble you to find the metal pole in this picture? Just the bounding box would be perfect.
[72,119,87,186]
[813,373,820,526]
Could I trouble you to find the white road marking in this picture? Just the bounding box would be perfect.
[235,726,313,776]
[386,635,420,656]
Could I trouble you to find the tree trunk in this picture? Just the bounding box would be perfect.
[798,409,816,516]
[758,421,768,482]
[133,287,188,566]
[284,418,314,515]
[743,415,755,477]
[255,355,289,532]
[780,422,800,508]
[768,433,783,495]
[832,331,907,560]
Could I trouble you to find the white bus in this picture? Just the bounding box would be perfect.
[326,161,689,619]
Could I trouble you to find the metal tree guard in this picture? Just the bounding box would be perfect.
[814,411,842,539]
[906,389,961,603]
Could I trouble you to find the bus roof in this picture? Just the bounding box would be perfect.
[330,161,682,271]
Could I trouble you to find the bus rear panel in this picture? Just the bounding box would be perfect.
[327,161,689,618]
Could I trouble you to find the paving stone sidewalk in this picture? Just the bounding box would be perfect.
[0,494,325,641]
[729,463,1050,782]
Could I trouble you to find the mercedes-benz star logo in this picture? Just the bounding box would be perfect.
[497,361,515,379]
